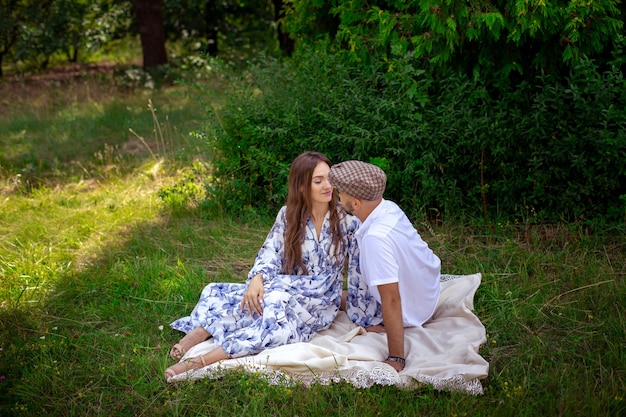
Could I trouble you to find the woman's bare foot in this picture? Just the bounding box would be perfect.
[169,327,211,360]
[165,347,229,380]
[165,355,207,379]
[169,343,185,360]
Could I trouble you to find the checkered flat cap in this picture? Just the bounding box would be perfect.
[329,160,386,201]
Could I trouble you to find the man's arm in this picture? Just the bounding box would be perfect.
[378,282,405,371]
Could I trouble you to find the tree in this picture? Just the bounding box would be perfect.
[19,0,90,68]
[284,0,624,82]
[0,0,22,77]
[134,0,167,68]
[162,0,279,57]
[0,0,54,76]
[0,0,285,76]
[0,0,133,77]
[203,0,221,56]
[272,0,294,55]
[162,0,224,56]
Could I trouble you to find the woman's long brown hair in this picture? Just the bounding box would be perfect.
[283,151,343,275]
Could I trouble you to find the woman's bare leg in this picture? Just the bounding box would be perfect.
[170,327,211,360]
[165,347,229,379]
[340,290,347,311]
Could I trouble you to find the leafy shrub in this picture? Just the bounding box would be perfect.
[420,60,626,222]
[197,51,626,223]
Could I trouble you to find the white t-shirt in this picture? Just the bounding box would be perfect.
[356,199,441,327]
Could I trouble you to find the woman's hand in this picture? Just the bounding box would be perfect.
[241,274,264,316]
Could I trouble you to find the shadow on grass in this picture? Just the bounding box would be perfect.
[0,202,268,416]
[0,74,238,415]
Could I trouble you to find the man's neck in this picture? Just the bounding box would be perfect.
[357,198,382,222]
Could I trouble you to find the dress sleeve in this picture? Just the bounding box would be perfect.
[345,214,362,291]
[247,206,287,283]
[344,213,384,327]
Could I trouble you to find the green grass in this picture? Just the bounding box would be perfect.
[0,74,625,417]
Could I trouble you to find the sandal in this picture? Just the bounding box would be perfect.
[165,355,207,380]
[169,343,186,360]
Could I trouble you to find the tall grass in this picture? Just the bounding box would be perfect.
[0,75,624,416]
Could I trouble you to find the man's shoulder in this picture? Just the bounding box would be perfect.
[379,198,402,212]
[360,222,395,250]
[366,201,403,231]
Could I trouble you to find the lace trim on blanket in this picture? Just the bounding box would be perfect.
[169,364,484,396]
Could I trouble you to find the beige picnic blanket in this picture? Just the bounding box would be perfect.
[167,273,489,395]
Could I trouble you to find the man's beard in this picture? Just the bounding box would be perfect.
[344,200,355,214]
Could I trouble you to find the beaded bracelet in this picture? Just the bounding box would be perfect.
[386,356,406,365]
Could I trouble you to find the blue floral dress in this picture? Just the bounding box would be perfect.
[170,206,361,358]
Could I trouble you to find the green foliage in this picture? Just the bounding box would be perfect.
[162,0,279,57]
[429,60,626,222]
[269,0,625,223]
[284,0,624,82]
[282,0,339,42]
[157,160,208,214]
[199,50,626,222]
[1,0,133,72]
[196,54,332,216]
[0,0,279,76]
[0,0,52,74]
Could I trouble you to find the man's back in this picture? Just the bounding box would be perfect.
[357,199,441,326]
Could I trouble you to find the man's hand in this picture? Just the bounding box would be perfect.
[364,324,385,333]
[383,357,405,372]
[241,274,264,316]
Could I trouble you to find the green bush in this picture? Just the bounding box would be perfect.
[197,51,626,223]
[482,61,626,222]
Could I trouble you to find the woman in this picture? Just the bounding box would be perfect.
[165,151,361,379]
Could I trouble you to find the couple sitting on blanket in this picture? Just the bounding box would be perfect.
[165,151,441,379]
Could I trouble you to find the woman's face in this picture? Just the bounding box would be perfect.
[309,162,333,206]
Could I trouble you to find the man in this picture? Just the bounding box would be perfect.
[328,160,441,372]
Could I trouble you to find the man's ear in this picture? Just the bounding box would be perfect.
[353,198,362,210]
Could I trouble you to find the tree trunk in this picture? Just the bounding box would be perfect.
[204,0,219,56]
[67,46,79,63]
[272,0,294,56]
[135,0,168,68]
[0,24,19,79]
